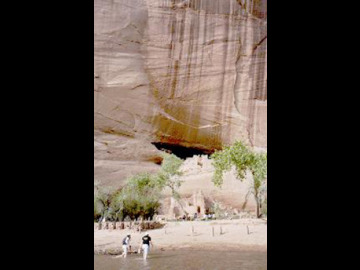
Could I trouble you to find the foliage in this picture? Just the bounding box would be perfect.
[103,173,160,221]
[94,181,115,221]
[210,141,267,218]
[160,152,183,176]
[94,198,102,220]
[100,153,184,221]
[212,141,252,186]
[120,173,162,220]
[153,152,184,199]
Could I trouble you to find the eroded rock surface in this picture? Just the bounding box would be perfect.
[94,0,267,213]
[94,130,163,187]
[95,0,267,151]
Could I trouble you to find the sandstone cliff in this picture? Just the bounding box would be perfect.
[95,0,267,151]
[94,0,267,214]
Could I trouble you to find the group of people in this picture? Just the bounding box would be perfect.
[117,233,153,260]
[180,212,215,221]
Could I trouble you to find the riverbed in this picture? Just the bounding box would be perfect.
[94,249,266,270]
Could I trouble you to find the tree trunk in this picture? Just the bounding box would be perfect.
[255,195,260,218]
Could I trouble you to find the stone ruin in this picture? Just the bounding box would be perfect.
[160,154,259,219]
[167,190,210,218]
[181,154,214,175]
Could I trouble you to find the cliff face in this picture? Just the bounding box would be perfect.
[94,0,267,213]
[94,0,267,152]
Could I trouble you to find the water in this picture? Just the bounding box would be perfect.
[94,249,266,270]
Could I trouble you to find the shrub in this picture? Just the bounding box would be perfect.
[94,152,184,221]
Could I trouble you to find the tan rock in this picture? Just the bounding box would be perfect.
[94,0,267,212]
[94,0,267,151]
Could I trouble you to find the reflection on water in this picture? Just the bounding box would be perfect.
[94,249,266,270]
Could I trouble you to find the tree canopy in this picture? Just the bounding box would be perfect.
[210,141,267,217]
[94,152,184,221]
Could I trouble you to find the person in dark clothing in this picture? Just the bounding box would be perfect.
[139,233,153,260]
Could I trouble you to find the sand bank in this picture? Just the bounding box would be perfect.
[94,219,267,254]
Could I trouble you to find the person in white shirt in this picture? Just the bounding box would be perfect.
[121,234,131,258]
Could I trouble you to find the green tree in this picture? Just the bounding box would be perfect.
[107,188,125,221]
[94,152,184,221]
[211,141,267,218]
[154,152,184,200]
[94,181,115,221]
[110,173,162,220]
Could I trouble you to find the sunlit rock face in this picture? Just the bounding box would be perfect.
[95,1,266,215]
[94,0,152,139]
[94,130,163,187]
[94,0,267,152]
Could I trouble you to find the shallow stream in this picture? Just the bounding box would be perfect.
[94,249,266,270]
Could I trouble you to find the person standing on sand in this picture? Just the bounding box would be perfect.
[140,233,153,260]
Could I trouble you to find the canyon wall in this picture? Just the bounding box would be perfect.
[95,0,267,152]
[94,0,267,214]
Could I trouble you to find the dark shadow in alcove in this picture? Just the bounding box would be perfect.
[151,142,216,160]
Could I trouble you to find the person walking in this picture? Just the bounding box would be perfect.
[121,234,131,258]
[140,233,153,260]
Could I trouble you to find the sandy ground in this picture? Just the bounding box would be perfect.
[94,219,267,253]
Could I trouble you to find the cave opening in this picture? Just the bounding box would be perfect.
[151,142,215,160]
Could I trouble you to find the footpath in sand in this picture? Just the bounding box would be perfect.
[94,219,267,254]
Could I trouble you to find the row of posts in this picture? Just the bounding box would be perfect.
[188,225,251,236]
[187,225,225,237]
[96,222,253,235]
[95,221,154,231]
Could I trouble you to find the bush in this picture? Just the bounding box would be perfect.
[94,152,184,221]
[110,173,162,221]
[94,182,115,221]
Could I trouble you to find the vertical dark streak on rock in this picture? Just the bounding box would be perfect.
[141,0,266,149]
[183,11,194,94]
[186,9,201,145]
[218,9,230,145]
[173,9,187,141]
[197,10,207,99]
[223,11,236,144]
[254,36,267,101]
[247,19,258,147]
[166,16,175,100]
[213,0,227,147]
[171,60,179,99]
